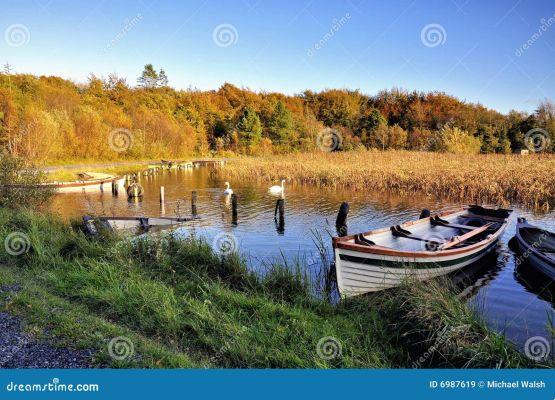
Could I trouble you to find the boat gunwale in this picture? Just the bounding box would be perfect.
[515,220,555,265]
[332,206,510,259]
[46,175,123,188]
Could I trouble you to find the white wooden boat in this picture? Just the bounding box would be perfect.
[48,172,125,193]
[332,205,512,297]
[83,215,199,234]
[515,218,555,280]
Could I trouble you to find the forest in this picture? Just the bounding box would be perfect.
[0,64,553,163]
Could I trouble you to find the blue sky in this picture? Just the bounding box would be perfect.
[1,0,554,113]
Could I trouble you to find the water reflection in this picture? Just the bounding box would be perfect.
[49,166,555,349]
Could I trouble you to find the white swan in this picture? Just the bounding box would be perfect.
[223,181,233,195]
[269,179,285,195]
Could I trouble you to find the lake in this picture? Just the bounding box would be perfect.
[50,165,555,354]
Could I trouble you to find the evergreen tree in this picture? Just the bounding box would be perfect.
[268,100,293,146]
[236,107,262,152]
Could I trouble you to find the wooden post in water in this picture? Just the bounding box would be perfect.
[336,202,349,237]
[231,193,238,225]
[111,180,119,196]
[160,186,165,204]
[191,191,198,217]
[274,198,285,233]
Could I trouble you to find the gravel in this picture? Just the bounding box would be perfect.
[0,284,94,368]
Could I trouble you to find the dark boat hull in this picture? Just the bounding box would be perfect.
[515,219,555,281]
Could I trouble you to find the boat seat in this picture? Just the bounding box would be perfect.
[431,215,485,231]
[390,225,444,247]
[438,223,493,250]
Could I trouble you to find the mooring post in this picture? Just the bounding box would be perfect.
[231,193,238,224]
[111,180,118,196]
[191,191,198,216]
[160,186,165,204]
[274,198,285,233]
[336,201,349,237]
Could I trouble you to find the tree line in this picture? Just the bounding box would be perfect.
[0,64,553,163]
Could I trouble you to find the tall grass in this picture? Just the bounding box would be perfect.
[220,151,555,209]
[0,209,534,368]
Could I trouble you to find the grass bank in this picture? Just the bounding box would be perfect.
[0,209,535,368]
[220,151,555,209]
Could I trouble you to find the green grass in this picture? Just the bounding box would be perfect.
[0,209,535,368]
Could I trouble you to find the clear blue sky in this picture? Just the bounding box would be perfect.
[1,0,554,113]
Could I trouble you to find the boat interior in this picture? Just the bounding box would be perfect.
[519,226,555,259]
[351,206,511,252]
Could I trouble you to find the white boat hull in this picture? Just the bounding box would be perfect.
[335,240,499,297]
[54,177,125,193]
[333,206,510,297]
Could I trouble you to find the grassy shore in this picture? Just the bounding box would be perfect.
[220,151,555,209]
[0,209,537,368]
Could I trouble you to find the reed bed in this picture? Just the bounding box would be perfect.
[221,150,555,209]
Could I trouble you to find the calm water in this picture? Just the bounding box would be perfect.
[50,166,555,352]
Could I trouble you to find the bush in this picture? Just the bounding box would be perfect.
[0,153,54,209]
[432,126,482,155]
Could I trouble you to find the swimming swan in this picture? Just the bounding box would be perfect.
[223,181,233,195]
[269,179,285,194]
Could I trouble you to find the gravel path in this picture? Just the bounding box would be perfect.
[0,284,94,368]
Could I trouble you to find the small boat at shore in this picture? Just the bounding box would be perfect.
[515,218,555,280]
[47,172,125,193]
[83,215,199,235]
[332,205,512,297]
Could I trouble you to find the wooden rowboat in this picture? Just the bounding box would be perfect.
[515,218,555,280]
[332,205,512,297]
[83,215,199,235]
[47,172,125,193]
